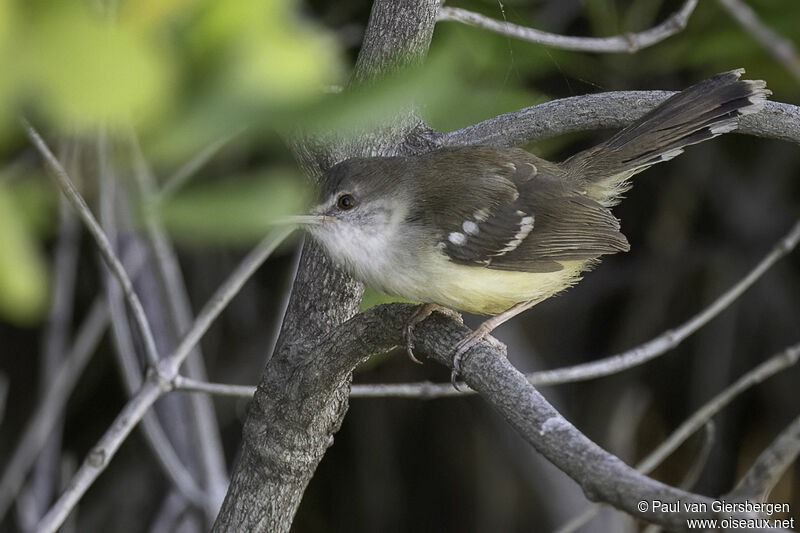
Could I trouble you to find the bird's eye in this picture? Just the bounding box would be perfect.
[337,194,356,210]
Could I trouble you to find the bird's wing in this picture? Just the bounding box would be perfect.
[431,147,630,273]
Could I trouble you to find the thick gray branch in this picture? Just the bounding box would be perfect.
[354,0,440,83]
[441,93,800,148]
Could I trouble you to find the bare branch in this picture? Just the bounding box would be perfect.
[98,133,206,509]
[22,119,161,369]
[180,310,799,531]
[0,300,107,521]
[172,377,254,398]
[637,424,716,533]
[24,144,81,525]
[638,343,800,473]
[354,0,441,83]
[717,0,800,82]
[441,96,800,149]
[158,127,245,200]
[35,379,166,533]
[437,0,698,53]
[35,227,294,533]
[678,422,717,491]
[530,220,800,386]
[129,129,229,518]
[730,414,800,501]
[104,255,206,507]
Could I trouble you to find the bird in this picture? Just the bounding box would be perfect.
[291,69,769,383]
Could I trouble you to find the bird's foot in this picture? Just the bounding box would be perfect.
[405,303,463,364]
[450,324,507,389]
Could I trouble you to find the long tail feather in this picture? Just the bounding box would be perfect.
[564,69,770,206]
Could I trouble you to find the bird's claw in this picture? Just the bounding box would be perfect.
[405,325,424,365]
[450,330,508,389]
[405,304,462,365]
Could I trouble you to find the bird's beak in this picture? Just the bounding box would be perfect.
[272,214,332,226]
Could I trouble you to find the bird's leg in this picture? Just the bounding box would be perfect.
[405,303,463,364]
[451,299,540,386]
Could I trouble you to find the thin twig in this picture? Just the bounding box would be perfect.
[22,195,81,528]
[35,227,295,533]
[730,414,800,501]
[25,141,81,527]
[172,377,254,398]
[0,299,107,521]
[638,422,716,533]
[36,379,166,533]
[22,119,161,369]
[98,132,206,508]
[717,0,800,82]
[128,129,229,519]
[638,343,799,473]
[437,0,698,53]
[678,422,716,491]
[158,127,245,200]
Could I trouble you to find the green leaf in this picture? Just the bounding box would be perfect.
[0,184,49,324]
[22,5,170,129]
[157,171,309,245]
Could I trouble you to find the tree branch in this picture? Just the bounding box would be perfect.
[0,300,107,522]
[437,0,698,53]
[22,120,161,369]
[730,414,800,501]
[24,146,81,527]
[440,94,800,148]
[97,131,206,509]
[129,129,229,519]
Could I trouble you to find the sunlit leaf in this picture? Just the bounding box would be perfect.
[22,5,170,129]
[120,0,198,31]
[0,184,49,324]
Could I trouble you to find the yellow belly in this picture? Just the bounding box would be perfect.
[421,261,586,314]
[369,257,588,315]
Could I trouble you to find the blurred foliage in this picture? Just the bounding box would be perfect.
[0,181,49,324]
[156,170,310,244]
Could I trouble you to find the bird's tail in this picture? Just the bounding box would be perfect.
[563,69,770,206]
